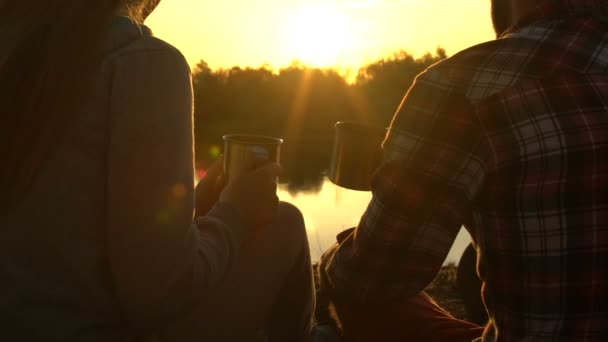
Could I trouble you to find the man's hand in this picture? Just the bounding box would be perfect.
[195,156,224,217]
[219,162,281,231]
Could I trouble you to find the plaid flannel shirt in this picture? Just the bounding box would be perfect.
[322,1,608,340]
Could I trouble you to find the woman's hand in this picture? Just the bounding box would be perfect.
[195,156,225,217]
[219,162,282,232]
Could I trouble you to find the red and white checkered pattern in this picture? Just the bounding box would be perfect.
[323,1,608,340]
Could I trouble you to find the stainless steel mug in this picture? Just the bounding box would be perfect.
[223,134,283,184]
[328,121,386,191]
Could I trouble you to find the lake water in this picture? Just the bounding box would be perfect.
[278,177,472,265]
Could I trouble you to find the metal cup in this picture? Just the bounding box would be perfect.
[328,121,386,191]
[223,134,283,184]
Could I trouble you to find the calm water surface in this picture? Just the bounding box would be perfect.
[278,177,472,265]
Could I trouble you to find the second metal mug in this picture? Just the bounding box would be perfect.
[328,121,386,191]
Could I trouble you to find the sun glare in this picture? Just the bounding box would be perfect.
[285,6,353,67]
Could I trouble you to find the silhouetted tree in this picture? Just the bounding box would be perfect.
[353,47,447,125]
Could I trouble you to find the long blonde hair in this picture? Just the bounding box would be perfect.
[125,0,160,22]
[0,0,154,210]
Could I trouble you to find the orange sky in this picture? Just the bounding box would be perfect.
[146,0,496,71]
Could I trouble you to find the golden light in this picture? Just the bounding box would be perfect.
[285,6,353,67]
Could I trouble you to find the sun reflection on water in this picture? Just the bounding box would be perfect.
[279,177,472,264]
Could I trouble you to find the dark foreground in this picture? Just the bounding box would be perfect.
[313,264,469,330]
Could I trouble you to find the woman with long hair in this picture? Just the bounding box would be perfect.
[0,1,314,340]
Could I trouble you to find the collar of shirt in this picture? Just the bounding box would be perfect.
[500,0,608,38]
[102,16,153,55]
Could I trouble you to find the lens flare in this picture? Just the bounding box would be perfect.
[209,145,221,159]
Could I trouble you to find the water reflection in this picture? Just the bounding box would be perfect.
[279,177,472,265]
[279,141,328,196]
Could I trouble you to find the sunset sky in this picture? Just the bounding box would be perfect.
[146,0,496,72]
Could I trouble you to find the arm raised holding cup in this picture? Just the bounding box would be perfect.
[177,135,314,341]
[219,134,283,231]
[196,134,283,231]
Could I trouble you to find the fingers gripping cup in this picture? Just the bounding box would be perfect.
[223,134,283,184]
[328,122,386,191]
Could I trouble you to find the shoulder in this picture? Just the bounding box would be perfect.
[112,35,189,70]
[103,18,190,73]
[418,36,541,102]
[105,29,193,115]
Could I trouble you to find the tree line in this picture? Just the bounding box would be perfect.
[193,48,447,193]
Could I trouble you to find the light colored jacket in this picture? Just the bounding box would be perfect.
[0,17,246,341]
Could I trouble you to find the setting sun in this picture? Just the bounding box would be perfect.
[284,6,353,67]
[146,0,495,71]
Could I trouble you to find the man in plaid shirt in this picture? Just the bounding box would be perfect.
[320,0,608,340]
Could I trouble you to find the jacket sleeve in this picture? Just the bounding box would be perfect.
[106,43,246,328]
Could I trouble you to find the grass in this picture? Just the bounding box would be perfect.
[425,264,468,320]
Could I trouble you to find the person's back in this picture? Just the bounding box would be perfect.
[320,1,608,340]
[0,16,190,340]
[0,1,314,340]
[460,11,608,339]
